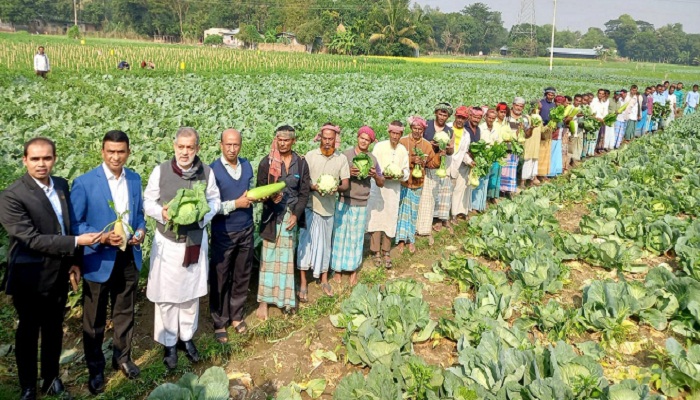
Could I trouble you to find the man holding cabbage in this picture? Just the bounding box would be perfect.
[143,127,221,369]
[331,126,384,286]
[297,123,349,299]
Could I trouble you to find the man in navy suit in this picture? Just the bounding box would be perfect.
[70,131,146,394]
[0,137,100,400]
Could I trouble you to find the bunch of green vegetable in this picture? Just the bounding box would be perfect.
[166,182,210,234]
[547,105,567,129]
[652,102,671,123]
[351,152,372,179]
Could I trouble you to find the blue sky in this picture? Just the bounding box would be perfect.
[414,0,700,34]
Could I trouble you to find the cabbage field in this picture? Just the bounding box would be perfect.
[1,34,700,399]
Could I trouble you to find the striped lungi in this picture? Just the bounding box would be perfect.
[416,169,440,235]
[487,162,502,198]
[500,153,519,193]
[561,132,570,169]
[569,134,583,162]
[297,208,334,279]
[521,159,538,181]
[434,172,452,221]
[624,119,636,141]
[595,126,606,151]
[548,139,562,177]
[396,186,421,244]
[258,212,297,310]
[331,202,367,272]
[470,175,488,211]
[614,121,626,148]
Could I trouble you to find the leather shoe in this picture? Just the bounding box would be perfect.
[19,387,37,400]
[177,340,200,363]
[163,345,178,370]
[42,378,71,398]
[88,372,105,395]
[113,359,140,379]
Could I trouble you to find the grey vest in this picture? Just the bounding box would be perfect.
[156,160,210,242]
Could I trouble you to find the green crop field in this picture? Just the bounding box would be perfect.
[1,32,700,399]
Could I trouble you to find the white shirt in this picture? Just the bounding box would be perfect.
[102,163,131,239]
[34,53,50,71]
[32,177,65,235]
[668,94,677,112]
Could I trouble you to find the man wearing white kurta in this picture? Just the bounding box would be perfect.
[449,106,474,220]
[143,127,220,369]
[365,121,410,269]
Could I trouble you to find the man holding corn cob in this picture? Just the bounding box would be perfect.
[70,130,147,393]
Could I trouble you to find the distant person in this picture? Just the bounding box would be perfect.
[34,46,50,79]
[140,60,155,69]
[117,61,130,70]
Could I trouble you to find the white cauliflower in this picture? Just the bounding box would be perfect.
[317,174,337,196]
[384,163,403,179]
[434,131,450,148]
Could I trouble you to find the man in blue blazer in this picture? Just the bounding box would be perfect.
[70,131,146,394]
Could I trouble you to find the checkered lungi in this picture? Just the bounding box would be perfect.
[470,175,489,211]
[561,132,570,168]
[416,169,441,235]
[487,162,502,198]
[614,121,626,148]
[331,202,367,273]
[500,153,519,193]
[433,171,452,221]
[258,212,297,309]
[297,208,334,279]
[396,186,422,244]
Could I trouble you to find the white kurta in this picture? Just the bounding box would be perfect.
[366,140,410,237]
[143,165,221,304]
[449,126,473,216]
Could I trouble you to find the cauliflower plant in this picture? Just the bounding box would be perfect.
[434,131,450,149]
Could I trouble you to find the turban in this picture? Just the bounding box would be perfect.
[555,95,566,103]
[314,123,342,149]
[407,116,427,129]
[496,102,509,112]
[357,125,377,142]
[470,107,484,117]
[455,105,469,118]
[513,97,526,105]
[434,102,454,116]
[388,122,405,134]
[544,87,557,94]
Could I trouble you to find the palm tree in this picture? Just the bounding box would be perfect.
[369,0,419,52]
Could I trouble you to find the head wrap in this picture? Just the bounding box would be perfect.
[434,102,454,116]
[555,95,566,104]
[470,107,484,118]
[513,97,526,105]
[407,116,427,129]
[268,126,296,181]
[388,122,405,134]
[314,123,342,149]
[496,102,509,112]
[455,105,470,117]
[357,125,377,142]
[544,87,557,94]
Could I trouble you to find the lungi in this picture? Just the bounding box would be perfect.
[603,125,616,149]
[451,165,471,216]
[396,186,422,244]
[548,139,562,177]
[331,202,367,272]
[297,208,334,279]
[561,132,570,169]
[685,106,696,115]
[595,126,606,151]
[470,175,488,211]
[570,134,583,162]
[586,130,598,156]
[434,173,452,221]
[636,110,646,136]
[521,159,538,181]
[614,121,626,148]
[366,180,402,238]
[416,169,440,235]
[487,162,502,198]
[624,119,636,141]
[538,140,552,176]
[500,154,519,193]
[258,212,297,310]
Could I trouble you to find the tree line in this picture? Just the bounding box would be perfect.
[3,0,700,64]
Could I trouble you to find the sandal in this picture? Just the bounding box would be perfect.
[233,321,248,335]
[373,253,383,267]
[214,329,228,344]
[297,289,308,303]
[321,282,334,297]
[384,256,393,269]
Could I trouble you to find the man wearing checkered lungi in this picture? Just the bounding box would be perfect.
[417,103,454,241]
[256,125,311,320]
[331,126,384,286]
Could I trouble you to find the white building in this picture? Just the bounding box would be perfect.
[204,28,243,47]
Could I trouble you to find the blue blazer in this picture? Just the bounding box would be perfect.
[70,165,146,283]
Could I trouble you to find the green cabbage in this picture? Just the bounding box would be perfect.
[166,182,210,233]
[352,152,372,179]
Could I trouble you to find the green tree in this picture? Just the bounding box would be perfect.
[604,14,638,56]
[237,23,262,48]
[368,0,419,56]
[579,27,616,50]
[461,2,507,54]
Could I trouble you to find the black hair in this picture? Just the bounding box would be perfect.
[102,130,130,149]
[389,120,403,127]
[564,95,572,102]
[574,94,583,99]
[275,125,296,133]
[24,137,56,157]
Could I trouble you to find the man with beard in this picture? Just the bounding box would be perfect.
[143,127,221,369]
[624,86,642,142]
[256,125,310,318]
[366,121,410,269]
[297,123,349,298]
[591,89,609,154]
[449,106,473,220]
[332,126,384,286]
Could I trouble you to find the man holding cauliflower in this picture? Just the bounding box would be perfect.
[297,124,349,299]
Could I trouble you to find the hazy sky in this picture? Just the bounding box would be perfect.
[414,0,700,34]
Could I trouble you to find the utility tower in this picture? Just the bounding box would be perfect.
[512,0,537,57]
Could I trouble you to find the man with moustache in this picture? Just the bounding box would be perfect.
[70,130,146,393]
[143,127,221,369]
[0,138,100,400]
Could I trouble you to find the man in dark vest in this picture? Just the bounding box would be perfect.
[143,127,221,369]
[209,129,255,343]
[0,137,101,400]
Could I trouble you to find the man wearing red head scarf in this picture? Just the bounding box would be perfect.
[331,126,384,286]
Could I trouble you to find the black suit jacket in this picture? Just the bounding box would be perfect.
[0,173,79,295]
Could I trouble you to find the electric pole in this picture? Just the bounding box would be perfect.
[513,0,537,57]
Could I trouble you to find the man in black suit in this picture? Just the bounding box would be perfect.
[0,138,100,400]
